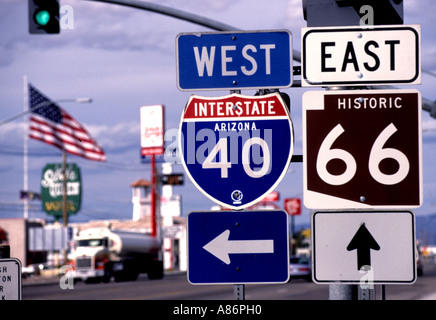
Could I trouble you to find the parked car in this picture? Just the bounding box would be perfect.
[289,256,312,282]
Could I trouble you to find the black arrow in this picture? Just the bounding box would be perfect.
[347,223,380,270]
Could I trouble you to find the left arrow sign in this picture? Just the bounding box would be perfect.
[203,229,274,265]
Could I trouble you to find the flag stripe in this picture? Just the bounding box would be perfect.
[29,122,105,156]
[29,127,106,161]
[29,116,86,142]
[30,114,98,147]
[29,132,105,161]
[28,84,106,162]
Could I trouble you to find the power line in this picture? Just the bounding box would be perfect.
[0,146,60,157]
[0,145,147,171]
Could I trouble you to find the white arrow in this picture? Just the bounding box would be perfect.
[202,229,274,265]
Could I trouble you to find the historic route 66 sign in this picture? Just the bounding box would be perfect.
[303,89,422,209]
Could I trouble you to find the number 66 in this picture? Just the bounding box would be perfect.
[316,123,409,186]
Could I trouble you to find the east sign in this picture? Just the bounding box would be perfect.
[303,89,422,209]
[301,25,420,86]
[179,92,294,210]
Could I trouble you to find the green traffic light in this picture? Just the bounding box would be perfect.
[35,10,50,26]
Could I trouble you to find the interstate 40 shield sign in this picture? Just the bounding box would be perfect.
[179,92,294,210]
[303,89,422,209]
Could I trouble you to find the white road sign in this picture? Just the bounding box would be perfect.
[140,105,164,156]
[302,24,421,86]
[0,258,22,300]
[312,211,416,284]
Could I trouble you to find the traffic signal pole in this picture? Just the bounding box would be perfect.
[87,0,302,64]
[88,0,238,33]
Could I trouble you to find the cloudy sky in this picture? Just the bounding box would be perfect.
[1,0,436,228]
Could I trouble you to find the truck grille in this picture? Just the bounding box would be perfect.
[76,257,92,269]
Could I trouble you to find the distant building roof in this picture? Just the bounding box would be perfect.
[130,179,151,188]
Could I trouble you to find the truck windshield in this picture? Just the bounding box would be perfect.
[77,239,107,247]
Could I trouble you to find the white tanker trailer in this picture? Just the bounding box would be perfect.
[69,228,164,283]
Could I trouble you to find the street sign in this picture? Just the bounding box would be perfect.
[0,258,22,300]
[303,89,422,209]
[176,30,293,91]
[284,198,301,216]
[160,173,184,186]
[312,211,416,284]
[258,191,279,203]
[187,210,289,284]
[141,146,179,164]
[179,92,294,210]
[301,25,420,86]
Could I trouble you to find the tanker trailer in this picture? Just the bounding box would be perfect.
[70,227,164,283]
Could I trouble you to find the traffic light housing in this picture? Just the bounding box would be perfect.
[303,0,403,27]
[28,0,60,34]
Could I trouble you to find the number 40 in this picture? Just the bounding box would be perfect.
[317,123,409,186]
[202,137,271,178]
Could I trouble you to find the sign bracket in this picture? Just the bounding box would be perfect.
[233,284,245,300]
[359,286,376,300]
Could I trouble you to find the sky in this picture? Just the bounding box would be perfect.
[1,0,436,229]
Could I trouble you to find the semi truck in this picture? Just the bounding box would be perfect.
[69,227,164,283]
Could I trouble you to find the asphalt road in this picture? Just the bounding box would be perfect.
[22,261,436,301]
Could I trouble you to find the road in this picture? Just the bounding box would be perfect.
[22,262,436,300]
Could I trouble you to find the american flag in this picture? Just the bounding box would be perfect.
[28,84,106,162]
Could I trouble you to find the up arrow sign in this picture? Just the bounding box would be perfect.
[203,229,274,265]
[347,223,380,270]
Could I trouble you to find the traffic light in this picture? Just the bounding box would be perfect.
[303,0,403,27]
[28,0,60,34]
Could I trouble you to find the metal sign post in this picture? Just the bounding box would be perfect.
[234,284,245,300]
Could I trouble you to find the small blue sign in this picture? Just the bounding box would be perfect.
[188,210,289,284]
[176,30,293,91]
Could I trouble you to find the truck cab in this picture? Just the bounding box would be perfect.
[71,236,111,283]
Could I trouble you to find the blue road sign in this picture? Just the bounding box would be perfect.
[178,92,294,210]
[187,210,289,284]
[176,30,293,91]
